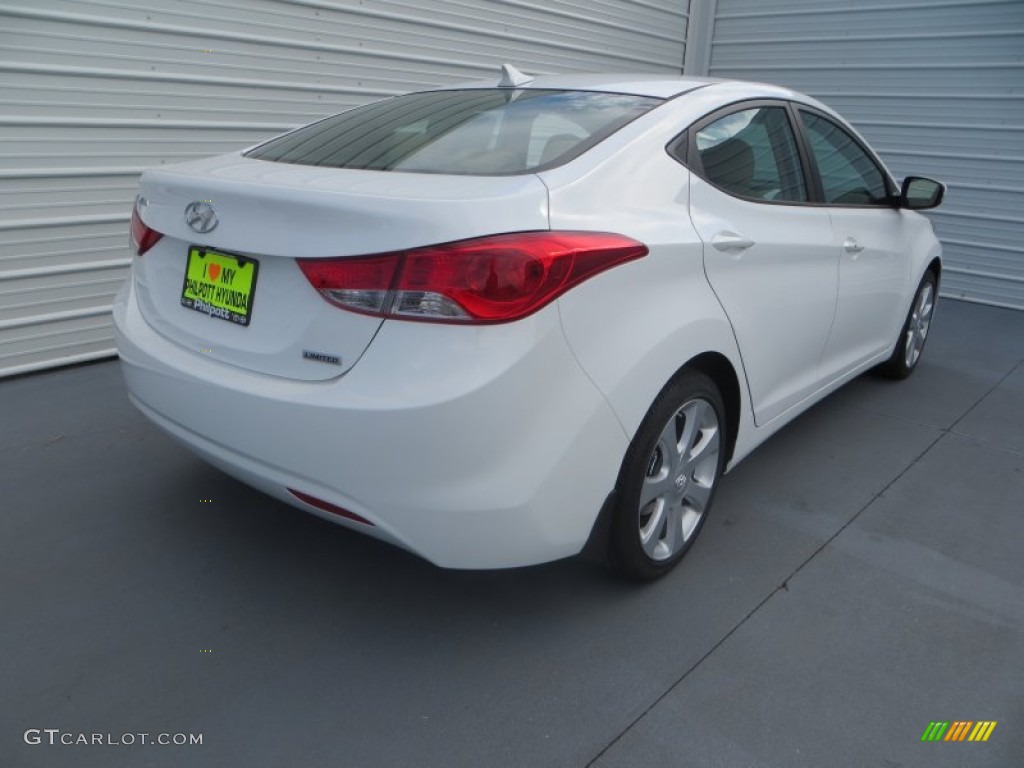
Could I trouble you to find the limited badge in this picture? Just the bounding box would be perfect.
[302,350,341,366]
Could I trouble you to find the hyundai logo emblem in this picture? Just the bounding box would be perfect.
[184,201,218,234]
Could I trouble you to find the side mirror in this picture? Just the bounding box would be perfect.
[899,176,945,210]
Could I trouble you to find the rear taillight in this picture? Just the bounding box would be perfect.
[297,231,647,324]
[130,200,163,256]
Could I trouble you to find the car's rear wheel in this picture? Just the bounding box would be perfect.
[609,371,726,581]
[879,270,937,379]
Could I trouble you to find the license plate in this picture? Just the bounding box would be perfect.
[180,247,259,326]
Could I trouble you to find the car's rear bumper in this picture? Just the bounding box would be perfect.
[113,276,628,569]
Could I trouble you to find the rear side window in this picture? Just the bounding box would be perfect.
[799,112,889,205]
[695,107,807,202]
[245,89,662,175]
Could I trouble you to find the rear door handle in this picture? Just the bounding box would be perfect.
[711,232,755,252]
[843,237,865,254]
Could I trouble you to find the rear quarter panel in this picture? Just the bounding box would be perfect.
[541,110,753,461]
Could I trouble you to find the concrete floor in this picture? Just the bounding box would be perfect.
[2,298,1021,768]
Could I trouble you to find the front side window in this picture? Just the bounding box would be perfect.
[800,112,889,205]
[245,89,662,175]
[695,107,807,202]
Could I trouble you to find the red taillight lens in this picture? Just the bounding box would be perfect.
[298,253,401,315]
[130,203,163,256]
[297,231,647,323]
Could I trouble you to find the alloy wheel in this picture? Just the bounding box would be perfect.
[637,397,721,561]
[904,282,934,369]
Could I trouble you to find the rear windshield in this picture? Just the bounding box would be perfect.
[244,89,662,175]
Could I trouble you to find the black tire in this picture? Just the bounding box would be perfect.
[608,370,726,581]
[878,270,937,380]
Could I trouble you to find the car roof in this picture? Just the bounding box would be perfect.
[435,70,803,101]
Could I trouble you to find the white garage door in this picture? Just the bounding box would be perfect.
[696,0,1024,310]
[0,0,688,377]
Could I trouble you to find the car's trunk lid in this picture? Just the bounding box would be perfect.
[132,153,550,381]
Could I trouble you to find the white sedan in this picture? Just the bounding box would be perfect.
[114,67,944,579]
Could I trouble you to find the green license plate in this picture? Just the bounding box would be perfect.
[180,246,259,326]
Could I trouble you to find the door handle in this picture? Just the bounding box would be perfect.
[711,232,755,252]
[843,237,865,254]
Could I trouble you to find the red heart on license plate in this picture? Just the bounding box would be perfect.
[208,263,221,281]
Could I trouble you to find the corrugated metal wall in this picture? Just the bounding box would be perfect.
[701,0,1024,310]
[0,0,688,377]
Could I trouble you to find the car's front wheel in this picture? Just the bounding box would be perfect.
[609,371,726,581]
[879,270,937,379]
